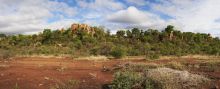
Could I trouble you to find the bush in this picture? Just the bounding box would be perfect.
[0,49,14,60]
[111,71,158,89]
[146,52,160,60]
[110,47,126,59]
[111,71,142,89]
[128,49,141,56]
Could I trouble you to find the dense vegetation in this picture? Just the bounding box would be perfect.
[0,25,220,59]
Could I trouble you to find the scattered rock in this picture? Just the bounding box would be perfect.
[38,64,43,67]
[4,61,8,63]
[89,73,97,79]
[102,66,110,72]
[39,84,43,86]
[44,77,49,80]
[111,62,132,71]
[0,73,4,77]
[194,64,200,69]
[0,64,9,68]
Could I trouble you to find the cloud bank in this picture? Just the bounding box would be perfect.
[0,0,220,37]
[0,0,77,34]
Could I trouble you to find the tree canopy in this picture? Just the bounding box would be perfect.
[0,25,219,58]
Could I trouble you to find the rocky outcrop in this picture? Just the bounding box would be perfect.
[71,23,95,34]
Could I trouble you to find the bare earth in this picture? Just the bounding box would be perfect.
[0,57,219,89]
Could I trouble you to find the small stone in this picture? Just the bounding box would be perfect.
[39,84,43,86]
[44,77,49,80]
[194,64,200,69]
[0,73,4,77]
[89,73,97,79]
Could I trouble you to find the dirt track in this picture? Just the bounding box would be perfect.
[0,57,220,89]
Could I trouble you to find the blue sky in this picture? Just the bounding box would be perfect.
[0,0,220,36]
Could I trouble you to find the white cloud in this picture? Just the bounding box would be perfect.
[151,0,220,36]
[107,6,165,28]
[45,19,77,30]
[77,0,125,11]
[76,0,128,32]
[0,0,77,34]
[1,0,220,36]
[126,0,149,6]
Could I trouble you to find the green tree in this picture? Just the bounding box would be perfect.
[165,25,174,33]
[0,33,6,38]
[131,28,141,39]
[116,30,125,38]
[42,29,52,44]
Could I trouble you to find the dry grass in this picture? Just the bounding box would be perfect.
[198,60,220,72]
[164,61,185,70]
[181,55,220,60]
[74,55,109,61]
[145,68,211,89]
[50,79,79,89]
[125,63,160,72]
[16,54,69,58]
[0,50,14,60]
[158,55,220,61]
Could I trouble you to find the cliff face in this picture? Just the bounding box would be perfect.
[71,23,95,34]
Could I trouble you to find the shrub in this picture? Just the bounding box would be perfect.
[111,71,142,89]
[111,71,158,89]
[110,47,126,59]
[146,52,160,60]
[0,49,14,60]
[128,49,141,56]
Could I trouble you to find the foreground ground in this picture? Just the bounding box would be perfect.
[0,57,220,89]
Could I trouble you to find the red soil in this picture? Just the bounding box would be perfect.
[0,57,119,89]
[0,57,219,89]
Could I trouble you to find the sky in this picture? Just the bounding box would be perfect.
[0,0,220,36]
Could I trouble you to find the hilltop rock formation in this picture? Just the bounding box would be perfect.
[71,23,95,35]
